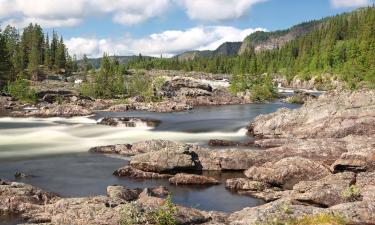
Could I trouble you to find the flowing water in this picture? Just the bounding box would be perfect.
[0,103,299,219]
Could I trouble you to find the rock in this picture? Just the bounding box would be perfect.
[244,157,331,189]
[129,145,196,173]
[98,117,160,128]
[329,201,375,225]
[106,185,140,201]
[240,189,293,202]
[11,104,92,117]
[356,171,375,188]
[89,144,133,155]
[225,178,270,191]
[249,90,375,139]
[331,135,375,172]
[284,90,317,104]
[148,186,170,197]
[131,139,186,154]
[113,166,173,179]
[161,76,213,98]
[228,198,325,225]
[208,139,254,147]
[169,173,220,185]
[292,172,356,207]
[0,180,58,215]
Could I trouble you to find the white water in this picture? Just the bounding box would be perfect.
[0,116,248,159]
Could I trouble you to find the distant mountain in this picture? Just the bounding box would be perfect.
[175,42,242,61]
[239,20,322,54]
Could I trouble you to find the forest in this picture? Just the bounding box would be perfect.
[127,7,375,91]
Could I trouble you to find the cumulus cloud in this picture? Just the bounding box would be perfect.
[66,26,265,58]
[0,0,170,27]
[330,0,372,8]
[178,0,267,21]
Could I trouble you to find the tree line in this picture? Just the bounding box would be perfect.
[127,6,375,91]
[0,23,77,88]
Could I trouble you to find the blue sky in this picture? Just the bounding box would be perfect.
[0,0,373,57]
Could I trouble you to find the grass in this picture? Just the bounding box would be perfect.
[260,213,347,225]
[342,185,362,202]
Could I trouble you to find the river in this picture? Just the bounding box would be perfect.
[0,102,299,218]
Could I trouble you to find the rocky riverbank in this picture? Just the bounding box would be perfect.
[3,75,250,117]
[2,90,374,224]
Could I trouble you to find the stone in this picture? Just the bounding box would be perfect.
[98,117,160,128]
[225,178,270,191]
[249,90,375,139]
[169,173,220,185]
[113,166,173,179]
[129,145,195,173]
[11,104,92,117]
[106,185,140,201]
[244,157,331,189]
[89,144,133,155]
[292,172,356,207]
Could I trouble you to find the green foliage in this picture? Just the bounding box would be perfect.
[153,195,177,225]
[342,185,362,202]
[120,202,151,225]
[5,79,37,103]
[126,7,375,90]
[259,213,347,225]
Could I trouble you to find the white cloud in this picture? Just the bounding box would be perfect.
[0,0,171,28]
[330,0,372,8]
[66,26,265,58]
[178,0,267,21]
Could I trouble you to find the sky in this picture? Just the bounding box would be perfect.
[0,0,373,58]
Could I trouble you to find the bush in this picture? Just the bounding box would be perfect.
[250,82,278,102]
[342,185,362,202]
[153,195,177,225]
[5,79,37,103]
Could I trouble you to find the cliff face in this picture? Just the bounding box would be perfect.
[239,21,321,54]
[175,42,242,61]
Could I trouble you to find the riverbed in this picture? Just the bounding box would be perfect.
[0,102,299,215]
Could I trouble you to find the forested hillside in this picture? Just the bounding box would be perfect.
[0,24,76,88]
[127,7,375,91]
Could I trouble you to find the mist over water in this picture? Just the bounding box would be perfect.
[0,103,299,212]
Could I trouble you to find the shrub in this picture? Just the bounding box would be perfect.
[250,82,278,102]
[120,202,150,225]
[153,195,177,225]
[5,79,37,103]
[342,185,362,202]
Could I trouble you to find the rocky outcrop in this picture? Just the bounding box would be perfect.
[98,117,160,128]
[244,157,331,189]
[249,90,375,139]
[89,144,133,155]
[113,166,173,179]
[107,100,192,113]
[169,173,220,185]
[11,104,92,117]
[208,139,254,147]
[291,172,356,207]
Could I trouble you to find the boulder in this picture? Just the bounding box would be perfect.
[89,144,133,155]
[331,135,375,172]
[208,139,254,147]
[161,76,213,98]
[225,178,270,191]
[12,104,92,117]
[129,145,196,173]
[244,157,331,189]
[98,117,160,128]
[292,172,356,207]
[106,185,140,201]
[113,166,173,179]
[329,201,375,225]
[169,173,220,185]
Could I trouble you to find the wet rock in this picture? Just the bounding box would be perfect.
[131,139,187,154]
[244,157,331,189]
[113,166,173,179]
[169,173,220,185]
[14,172,34,179]
[208,139,254,147]
[225,178,270,191]
[89,144,133,155]
[249,90,375,139]
[148,186,170,197]
[98,117,160,128]
[292,172,356,207]
[129,145,195,173]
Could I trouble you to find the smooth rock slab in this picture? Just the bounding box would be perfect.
[169,173,220,185]
[244,157,331,189]
[113,166,173,179]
